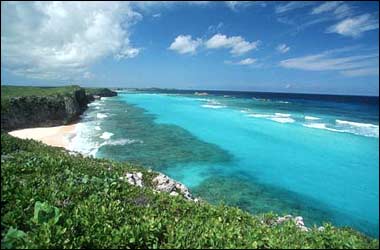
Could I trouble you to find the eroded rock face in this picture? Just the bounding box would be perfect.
[1,89,89,131]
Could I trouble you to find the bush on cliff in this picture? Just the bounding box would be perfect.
[1,133,378,249]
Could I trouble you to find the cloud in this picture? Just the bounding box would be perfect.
[152,13,161,18]
[116,47,140,59]
[341,67,379,77]
[225,58,257,65]
[237,58,257,65]
[225,1,266,11]
[168,35,202,54]
[326,14,379,37]
[208,22,224,34]
[311,1,342,15]
[311,1,352,19]
[275,1,315,14]
[205,33,260,56]
[279,48,379,77]
[277,44,290,53]
[1,1,141,81]
[332,3,352,19]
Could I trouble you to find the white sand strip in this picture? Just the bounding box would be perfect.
[8,124,77,149]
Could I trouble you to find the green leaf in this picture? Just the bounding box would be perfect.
[33,201,61,225]
[1,227,27,249]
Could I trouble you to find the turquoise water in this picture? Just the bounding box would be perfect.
[70,91,379,237]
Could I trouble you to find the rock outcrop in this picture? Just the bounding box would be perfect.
[272,215,310,232]
[1,87,117,132]
[120,172,199,202]
[1,88,88,131]
[152,173,197,201]
[85,88,117,102]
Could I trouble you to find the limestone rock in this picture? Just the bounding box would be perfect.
[152,173,195,201]
[275,215,309,232]
[120,172,144,187]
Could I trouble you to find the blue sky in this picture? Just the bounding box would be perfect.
[1,1,379,95]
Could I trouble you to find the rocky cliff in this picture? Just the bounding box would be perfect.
[1,87,117,131]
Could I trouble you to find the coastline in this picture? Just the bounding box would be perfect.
[8,123,77,149]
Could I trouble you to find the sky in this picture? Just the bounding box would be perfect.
[1,1,379,96]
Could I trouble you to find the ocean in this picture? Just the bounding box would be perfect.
[68,89,379,237]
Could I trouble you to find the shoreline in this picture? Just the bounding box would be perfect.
[8,123,77,149]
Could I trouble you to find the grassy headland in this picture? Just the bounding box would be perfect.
[1,85,116,132]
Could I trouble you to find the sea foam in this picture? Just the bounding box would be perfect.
[270,117,295,123]
[336,119,378,128]
[305,116,320,120]
[335,120,379,137]
[275,113,291,117]
[97,113,108,119]
[104,138,143,146]
[100,132,114,140]
[201,104,226,109]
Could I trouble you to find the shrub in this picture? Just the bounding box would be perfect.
[1,133,378,249]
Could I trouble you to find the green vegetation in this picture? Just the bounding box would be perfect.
[1,85,81,99]
[1,133,378,249]
[1,85,81,113]
[84,87,117,96]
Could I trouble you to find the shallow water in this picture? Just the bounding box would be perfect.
[69,91,379,237]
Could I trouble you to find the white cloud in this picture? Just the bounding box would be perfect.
[275,1,315,14]
[279,48,379,77]
[311,1,342,15]
[168,35,202,54]
[237,58,257,65]
[333,3,352,19]
[208,22,224,33]
[152,13,161,18]
[341,67,379,77]
[205,33,260,56]
[1,1,141,80]
[116,47,140,59]
[225,58,257,65]
[277,44,290,53]
[311,1,352,19]
[326,14,379,37]
[225,1,266,11]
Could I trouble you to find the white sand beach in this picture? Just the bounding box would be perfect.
[8,124,77,149]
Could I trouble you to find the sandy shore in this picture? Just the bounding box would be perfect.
[8,124,77,149]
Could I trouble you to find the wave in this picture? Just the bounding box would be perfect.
[275,113,291,117]
[270,117,295,123]
[201,104,226,109]
[104,138,144,146]
[97,113,108,119]
[95,126,101,131]
[100,132,114,140]
[246,114,272,118]
[88,101,103,107]
[303,123,341,132]
[303,122,379,137]
[335,120,379,138]
[336,119,379,128]
[246,113,295,123]
[305,116,320,120]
